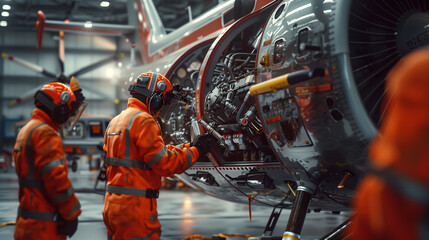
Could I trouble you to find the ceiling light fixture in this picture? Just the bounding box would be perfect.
[0,21,7,27]
[100,1,110,7]
[3,5,11,10]
[1,11,9,17]
[84,21,93,28]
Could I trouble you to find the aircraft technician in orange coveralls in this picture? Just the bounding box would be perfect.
[13,80,86,240]
[351,46,429,240]
[103,72,212,240]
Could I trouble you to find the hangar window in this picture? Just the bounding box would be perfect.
[89,121,104,137]
[154,0,220,33]
[63,122,84,139]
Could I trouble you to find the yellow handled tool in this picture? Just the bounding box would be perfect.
[249,68,324,96]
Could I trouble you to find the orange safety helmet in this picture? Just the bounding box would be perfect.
[34,82,78,124]
[128,72,173,113]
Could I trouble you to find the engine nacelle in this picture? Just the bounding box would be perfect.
[256,0,429,198]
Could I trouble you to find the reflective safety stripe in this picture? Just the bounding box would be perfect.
[148,73,158,93]
[40,158,65,176]
[105,111,150,172]
[68,201,81,216]
[372,168,429,204]
[127,229,158,240]
[125,111,143,160]
[18,178,43,189]
[186,149,192,169]
[371,168,429,240]
[106,185,159,198]
[105,157,150,170]
[52,186,74,203]
[107,132,121,136]
[26,123,46,180]
[18,208,58,221]
[147,147,166,167]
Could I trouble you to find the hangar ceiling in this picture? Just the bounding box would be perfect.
[2,0,129,30]
[2,0,220,31]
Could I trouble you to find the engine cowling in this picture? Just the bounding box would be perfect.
[255,0,429,198]
[176,0,429,210]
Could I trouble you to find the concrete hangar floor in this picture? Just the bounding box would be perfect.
[0,161,351,240]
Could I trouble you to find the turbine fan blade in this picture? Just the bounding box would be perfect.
[8,84,43,107]
[59,31,65,75]
[79,82,119,104]
[1,52,57,79]
[69,55,118,78]
[36,10,46,50]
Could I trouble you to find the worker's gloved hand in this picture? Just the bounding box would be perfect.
[192,133,212,155]
[57,217,78,237]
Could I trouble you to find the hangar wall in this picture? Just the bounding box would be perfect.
[0,29,131,152]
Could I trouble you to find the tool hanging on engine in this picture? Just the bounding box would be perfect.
[249,68,325,96]
[166,84,191,105]
[248,191,262,222]
[198,119,223,141]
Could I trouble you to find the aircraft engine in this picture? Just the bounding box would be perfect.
[184,0,429,209]
[182,2,302,207]
[255,0,429,201]
[164,0,429,216]
[203,55,266,156]
[196,4,277,165]
[159,41,214,146]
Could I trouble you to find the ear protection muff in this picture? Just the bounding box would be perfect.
[129,73,167,112]
[148,78,168,111]
[148,91,164,112]
[34,90,71,124]
[146,73,166,112]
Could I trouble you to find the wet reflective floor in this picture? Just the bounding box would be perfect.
[0,162,352,240]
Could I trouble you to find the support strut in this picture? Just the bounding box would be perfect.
[320,218,352,240]
[282,187,313,240]
[262,197,289,237]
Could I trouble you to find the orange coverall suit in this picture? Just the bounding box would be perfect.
[102,98,200,240]
[351,48,429,240]
[13,108,82,240]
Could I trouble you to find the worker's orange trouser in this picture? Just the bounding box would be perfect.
[14,217,66,240]
[103,193,161,240]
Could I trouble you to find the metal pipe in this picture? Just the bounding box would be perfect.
[44,20,135,36]
[236,91,251,124]
[283,188,313,240]
[198,119,223,141]
[337,171,353,189]
[241,105,257,126]
[320,218,353,240]
[225,53,256,81]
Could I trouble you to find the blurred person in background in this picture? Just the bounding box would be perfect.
[13,80,86,240]
[351,46,429,240]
